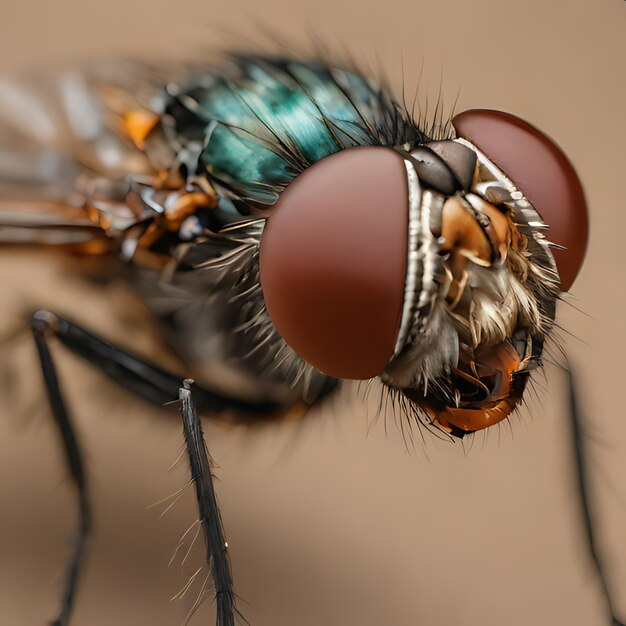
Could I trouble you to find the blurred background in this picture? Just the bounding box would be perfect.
[0,0,624,625]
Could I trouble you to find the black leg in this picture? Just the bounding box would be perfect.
[31,312,91,626]
[29,309,274,626]
[30,310,279,413]
[565,364,624,626]
[180,380,238,626]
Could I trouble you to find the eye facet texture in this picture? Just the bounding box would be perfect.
[453,109,588,291]
[259,146,408,380]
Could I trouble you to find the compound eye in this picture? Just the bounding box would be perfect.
[259,146,408,380]
[452,109,588,291]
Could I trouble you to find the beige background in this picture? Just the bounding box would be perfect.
[0,0,625,625]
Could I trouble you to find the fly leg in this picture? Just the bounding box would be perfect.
[30,309,274,626]
[565,364,624,626]
[31,313,90,626]
[180,380,236,626]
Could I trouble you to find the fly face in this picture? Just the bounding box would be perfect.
[385,132,561,436]
[258,110,588,438]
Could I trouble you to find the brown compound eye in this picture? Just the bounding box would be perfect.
[259,146,408,380]
[452,109,588,291]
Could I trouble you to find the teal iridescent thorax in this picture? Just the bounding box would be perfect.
[165,57,422,208]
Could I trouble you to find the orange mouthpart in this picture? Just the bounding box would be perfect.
[427,341,526,433]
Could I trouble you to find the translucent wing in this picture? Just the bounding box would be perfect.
[0,63,174,249]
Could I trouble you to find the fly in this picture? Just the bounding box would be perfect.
[0,54,620,626]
